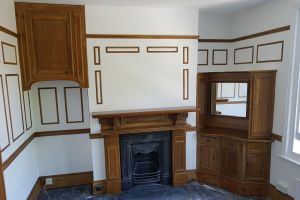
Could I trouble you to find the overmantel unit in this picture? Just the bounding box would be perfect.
[15,3,88,90]
[196,71,276,196]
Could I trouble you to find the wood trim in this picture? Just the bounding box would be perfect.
[86,34,199,40]
[198,49,209,66]
[186,126,197,132]
[269,184,294,200]
[93,46,101,65]
[0,75,10,152]
[183,47,189,64]
[271,133,282,142]
[24,91,32,130]
[212,49,228,65]
[40,171,93,189]
[27,178,43,200]
[0,151,6,200]
[64,87,84,123]
[0,25,18,37]
[38,87,60,125]
[5,74,25,142]
[256,41,284,63]
[3,134,35,170]
[34,129,90,137]
[106,46,139,53]
[95,70,103,104]
[186,169,197,181]
[198,25,290,43]
[216,100,247,105]
[183,69,189,100]
[234,46,254,65]
[1,42,18,65]
[27,171,93,199]
[89,133,105,139]
[147,46,178,53]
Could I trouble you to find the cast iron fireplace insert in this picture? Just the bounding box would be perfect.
[120,131,172,190]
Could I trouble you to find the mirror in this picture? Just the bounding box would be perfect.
[211,82,248,118]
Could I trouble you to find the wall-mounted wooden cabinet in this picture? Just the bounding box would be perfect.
[15,3,88,90]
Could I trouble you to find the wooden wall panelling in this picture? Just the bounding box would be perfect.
[64,87,84,123]
[256,41,284,63]
[234,46,254,64]
[1,41,17,65]
[93,46,101,65]
[198,49,209,66]
[172,130,187,186]
[5,74,25,141]
[212,49,228,65]
[0,75,10,152]
[106,46,139,53]
[183,69,189,100]
[23,91,32,130]
[95,70,103,104]
[147,46,178,53]
[183,47,189,64]
[104,135,121,193]
[38,87,59,125]
[197,73,208,129]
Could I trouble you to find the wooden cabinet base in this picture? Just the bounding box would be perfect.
[106,179,121,194]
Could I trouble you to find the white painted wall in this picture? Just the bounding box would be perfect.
[86,7,199,180]
[0,0,16,32]
[198,0,300,197]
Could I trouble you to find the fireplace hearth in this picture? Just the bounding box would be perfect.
[120,132,171,190]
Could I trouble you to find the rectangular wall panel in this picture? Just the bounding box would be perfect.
[93,46,101,65]
[23,90,32,130]
[95,70,103,104]
[106,46,139,53]
[0,75,10,151]
[147,46,178,53]
[256,41,284,63]
[5,74,24,141]
[38,87,59,125]
[234,46,254,64]
[64,87,84,123]
[1,42,17,65]
[212,49,228,65]
[198,49,208,65]
[183,69,189,100]
[183,47,189,64]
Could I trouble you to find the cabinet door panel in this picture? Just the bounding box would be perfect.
[246,153,269,182]
[221,149,239,178]
[199,146,217,171]
[249,72,275,138]
[31,10,73,76]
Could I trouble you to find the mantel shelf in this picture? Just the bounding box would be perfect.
[92,106,198,119]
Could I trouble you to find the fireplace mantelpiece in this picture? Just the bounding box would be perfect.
[92,106,197,194]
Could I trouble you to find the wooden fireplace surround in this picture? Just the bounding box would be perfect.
[92,106,198,193]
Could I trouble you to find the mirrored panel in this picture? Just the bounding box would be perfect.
[211,82,248,118]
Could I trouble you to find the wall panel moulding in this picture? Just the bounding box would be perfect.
[147,46,178,53]
[106,46,140,53]
[234,46,254,65]
[5,74,25,142]
[93,46,101,65]
[212,49,228,65]
[198,49,209,66]
[256,41,284,63]
[1,41,18,65]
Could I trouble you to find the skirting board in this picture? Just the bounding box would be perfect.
[27,171,93,200]
[269,184,294,200]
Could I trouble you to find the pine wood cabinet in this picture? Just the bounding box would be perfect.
[15,3,88,90]
[196,71,275,196]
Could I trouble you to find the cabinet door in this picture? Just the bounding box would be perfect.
[221,149,239,178]
[199,145,217,172]
[249,72,276,139]
[29,8,74,77]
[246,153,269,182]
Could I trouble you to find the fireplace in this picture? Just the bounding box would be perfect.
[120,131,171,190]
[91,107,197,193]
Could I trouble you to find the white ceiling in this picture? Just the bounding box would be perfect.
[15,0,270,15]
